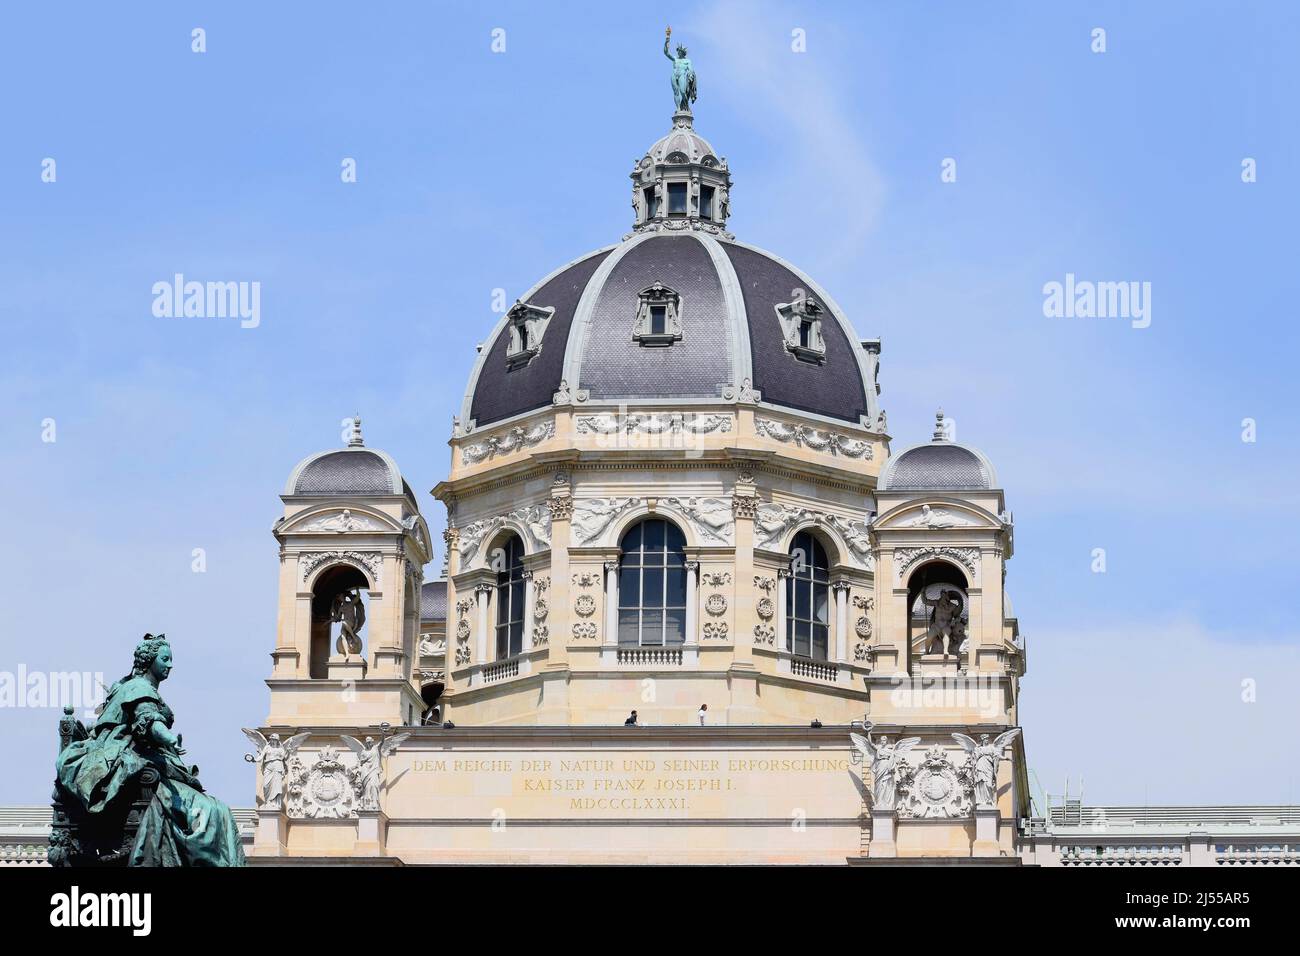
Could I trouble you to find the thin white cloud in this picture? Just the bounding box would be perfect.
[689,0,885,266]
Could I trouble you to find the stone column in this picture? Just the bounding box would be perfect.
[604,559,620,647]
[833,580,851,662]
[684,560,699,644]
[522,569,535,652]
[474,583,492,663]
[776,568,791,653]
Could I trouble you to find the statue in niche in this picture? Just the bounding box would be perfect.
[663,27,698,112]
[850,721,920,811]
[953,729,1022,808]
[242,729,310,810]
[330,587,366,657]
[919,586,966,656]
[343,732,410,811]
[51,634,246,866]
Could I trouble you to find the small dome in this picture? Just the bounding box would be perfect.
[645,119,720,167]
[879,412,997,491]
[284,418,411,497]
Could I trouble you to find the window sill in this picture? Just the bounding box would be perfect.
[785,344,826,365]
[505,347,540,370]
[633,333,680,347]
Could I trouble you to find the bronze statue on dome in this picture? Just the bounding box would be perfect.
[664,27,698,112]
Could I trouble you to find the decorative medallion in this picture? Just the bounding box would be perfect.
[897,747,974,820]
[286,747,358,820]
[756,597,775,621]
[575,594,597,617]
[705,594,727,616]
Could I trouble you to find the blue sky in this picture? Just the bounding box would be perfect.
[1,1,1297,807]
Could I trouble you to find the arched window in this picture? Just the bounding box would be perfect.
[786,530,830,660]
[494,535,526,659]
[618,519,687,646]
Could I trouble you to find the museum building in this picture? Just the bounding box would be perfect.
[219,68,1059,864]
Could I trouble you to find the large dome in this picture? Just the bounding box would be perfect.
[461,232,880,428]
[459,107,881,432]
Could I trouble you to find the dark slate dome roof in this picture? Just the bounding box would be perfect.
[462,232,879,427]
[420,580,448,624]
[878,415,997,491]
[285,423,410,497]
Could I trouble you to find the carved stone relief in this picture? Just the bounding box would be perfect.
[458,506,552,563]
[460,420,555,465]
[754,418,873,459]
[299,550,382,586]
[894,546,980,580]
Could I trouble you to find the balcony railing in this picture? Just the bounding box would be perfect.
[790,657,839,683]
[617,647,684,666]
[481,658,520,684]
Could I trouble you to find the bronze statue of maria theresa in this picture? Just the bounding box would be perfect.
[50,634,246,866]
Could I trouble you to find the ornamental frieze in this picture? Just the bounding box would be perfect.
[894,546,980,580]
[299,550,383,586]
[754,418,873,459]
[575,412,733,436]
[460,420,555,465]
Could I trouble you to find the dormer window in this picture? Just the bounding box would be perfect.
[700,185,715,220]
[643,186,659,220]
[633,282,682,347]
[776,295,827,363]
[505,300,554,369]
[667,182,688,216]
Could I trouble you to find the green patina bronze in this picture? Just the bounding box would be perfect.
[664,27,698,112]
[51,634,246,866]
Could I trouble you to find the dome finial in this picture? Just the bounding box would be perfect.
[933,408,948,442]
[347,414,364,447]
